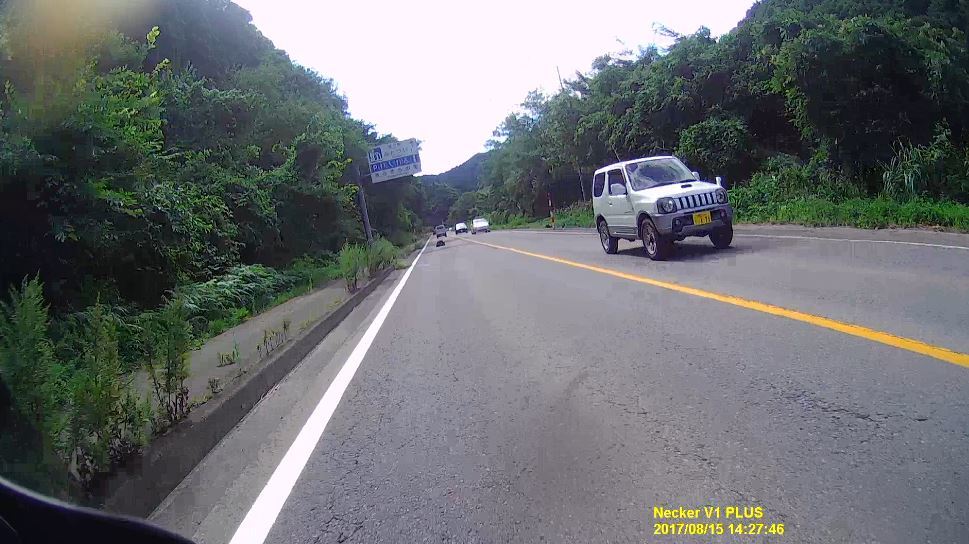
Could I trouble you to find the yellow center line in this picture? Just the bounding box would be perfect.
[465,237,969,369]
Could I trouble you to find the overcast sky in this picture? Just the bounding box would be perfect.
[233,0,756,174]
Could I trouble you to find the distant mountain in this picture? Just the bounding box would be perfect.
[420,151,491,191]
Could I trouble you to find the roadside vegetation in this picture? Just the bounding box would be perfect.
[729,157,969,230]
[491,178,969,232]
[0,0,426,502]
[490,203,596,230]
[442,0,969,232]
[0,238,406,501]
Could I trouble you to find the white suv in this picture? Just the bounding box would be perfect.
[592,156,733,260]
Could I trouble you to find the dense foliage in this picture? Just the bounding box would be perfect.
[0,0,424,311]
[0,0,423,498]
[445,0,969,226]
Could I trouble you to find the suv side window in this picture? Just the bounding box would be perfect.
[593,172,606,197]
[607,169,626,195]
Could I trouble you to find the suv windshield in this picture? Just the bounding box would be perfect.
[625,158,695,191]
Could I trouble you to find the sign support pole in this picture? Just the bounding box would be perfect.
[355,164,374,245]
[548,191,556,229]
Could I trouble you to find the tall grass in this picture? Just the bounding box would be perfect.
[492,202,595,229]
[492,213,536,229]
[337,240,400,292]
[881,128,969,202]
[733,195,969,230]
[284,254,338,289]
[552,202,595,228]
[366,238,398,274]
[730,155,969,231]
[338,244,367,292]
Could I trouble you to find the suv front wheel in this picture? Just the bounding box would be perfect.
[710,224,733,249]
[598,220,619,254]
[640,217,672,260]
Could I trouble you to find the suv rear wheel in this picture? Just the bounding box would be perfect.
[640,217,672,260]
[597,220,619,254]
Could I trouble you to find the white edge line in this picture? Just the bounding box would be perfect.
[735,233,969,251]
[227,238,430,544]
[499,228,968,250]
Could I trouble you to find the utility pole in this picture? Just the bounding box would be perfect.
[355,163,374,244]
[548,191,556,229]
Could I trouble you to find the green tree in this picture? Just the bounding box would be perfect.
[448,192,479,225]
[142,299,192,426]
[676,116,751,183]
[0,277,67,455]
[68,303,150,485]
[773,17,969,180]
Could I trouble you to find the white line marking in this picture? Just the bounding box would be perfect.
[502,228,969,250]
[735,233,969,251]
[228,239,430,544]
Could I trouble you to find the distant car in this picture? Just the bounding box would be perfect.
[471,217,490,234]
[592,155,733,260]
[455,222,469,234]
[434,224,447,238]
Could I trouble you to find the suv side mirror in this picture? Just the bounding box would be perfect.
[692,171,700,180]
[609,183,627,196]
[715,176,723,187]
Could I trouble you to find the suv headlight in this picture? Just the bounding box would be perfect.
[716,189,728,204]
[657,197,676,213]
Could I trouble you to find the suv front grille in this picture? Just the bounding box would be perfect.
[677,191,717,211]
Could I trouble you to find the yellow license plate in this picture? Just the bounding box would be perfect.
[692,211,712,226]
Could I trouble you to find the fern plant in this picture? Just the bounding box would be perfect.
[176,264,290,336]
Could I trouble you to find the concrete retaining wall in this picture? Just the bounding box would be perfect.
[100,268,395,518]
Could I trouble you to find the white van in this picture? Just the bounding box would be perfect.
[471,218,490,234]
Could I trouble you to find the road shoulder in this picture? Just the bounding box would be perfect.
[498,224,969,248]
[148,269,405,542]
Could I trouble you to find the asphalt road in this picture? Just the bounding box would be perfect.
[154,227,969,544]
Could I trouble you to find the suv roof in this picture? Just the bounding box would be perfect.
[594,155,676,175]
